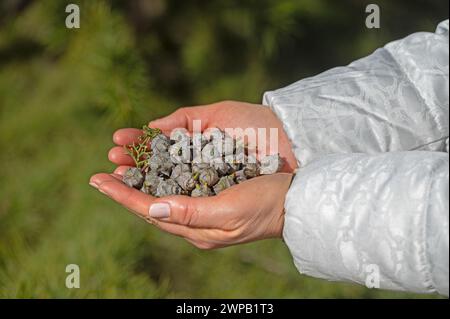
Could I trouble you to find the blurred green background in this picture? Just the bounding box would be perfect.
[0,0,447,298]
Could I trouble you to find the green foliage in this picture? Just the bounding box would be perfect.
[0,0,446,298]
[125,126,161,169]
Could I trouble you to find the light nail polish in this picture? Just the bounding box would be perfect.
[149,203,170,218]
[89,182,98,189]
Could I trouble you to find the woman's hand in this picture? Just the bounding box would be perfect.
[89,170,293,249]
[108,101,298,173]
[93,100,297,248]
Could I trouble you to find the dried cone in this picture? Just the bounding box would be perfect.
[169,142,191,164]
[191,183,213,197]
[228,161,242,172]
[140,172,163,195]
[123,167,144,189]
[123,125,284,198]
[170,163,191,180]
[222,133,235,156]
[192,161,210,175]
[151,134,170,154]
[176,172,196,191]
[259,154,283,175]
[234,170,247,183]
[192,133,208,157]
[234,138,246,163]
[213,162,231,176]
[198,168,219,187]
[155,179,184,197]
[213,175,236,194]
[171,129,191,143]
[201,143,222,163]
[149,152,174,176]
[243,162,259,178]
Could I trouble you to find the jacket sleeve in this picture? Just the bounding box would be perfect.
[264,20,450,296]
[263,20,449,167]
[283,151,449,296]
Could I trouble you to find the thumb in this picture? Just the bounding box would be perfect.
[149,108,189,135]
[149,106,209,134]
[148,195,222,229]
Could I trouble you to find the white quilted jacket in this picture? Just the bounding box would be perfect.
[263,20,449,296]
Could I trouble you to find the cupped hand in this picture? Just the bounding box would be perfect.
[89,169,293,249]
[108,101,298,173]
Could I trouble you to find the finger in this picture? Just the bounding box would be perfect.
[113,128,143,146]
[149,109,189,134]
[90,173,233,247]
[149,107,209,134]
[148,195,227,229]
[155,220,224,248]
[108,146,136,166]
[89,174,222,244]
[110,173,124,181]
[90,173,155,219]
[184,238,216,250]
[114,165,132,175]
[154,220,204,241]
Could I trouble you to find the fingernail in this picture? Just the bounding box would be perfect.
[149,203,170,218]
[89,182,98,189]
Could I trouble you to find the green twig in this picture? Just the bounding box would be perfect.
[124,126,162,170]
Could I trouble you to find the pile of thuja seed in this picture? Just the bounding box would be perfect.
[122,126,283,197]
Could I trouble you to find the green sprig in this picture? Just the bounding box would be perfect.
[124,126,162,170]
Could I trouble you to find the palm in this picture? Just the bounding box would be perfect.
[89,170,292,248]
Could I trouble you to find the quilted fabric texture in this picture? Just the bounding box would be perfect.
[264,20,449,295]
